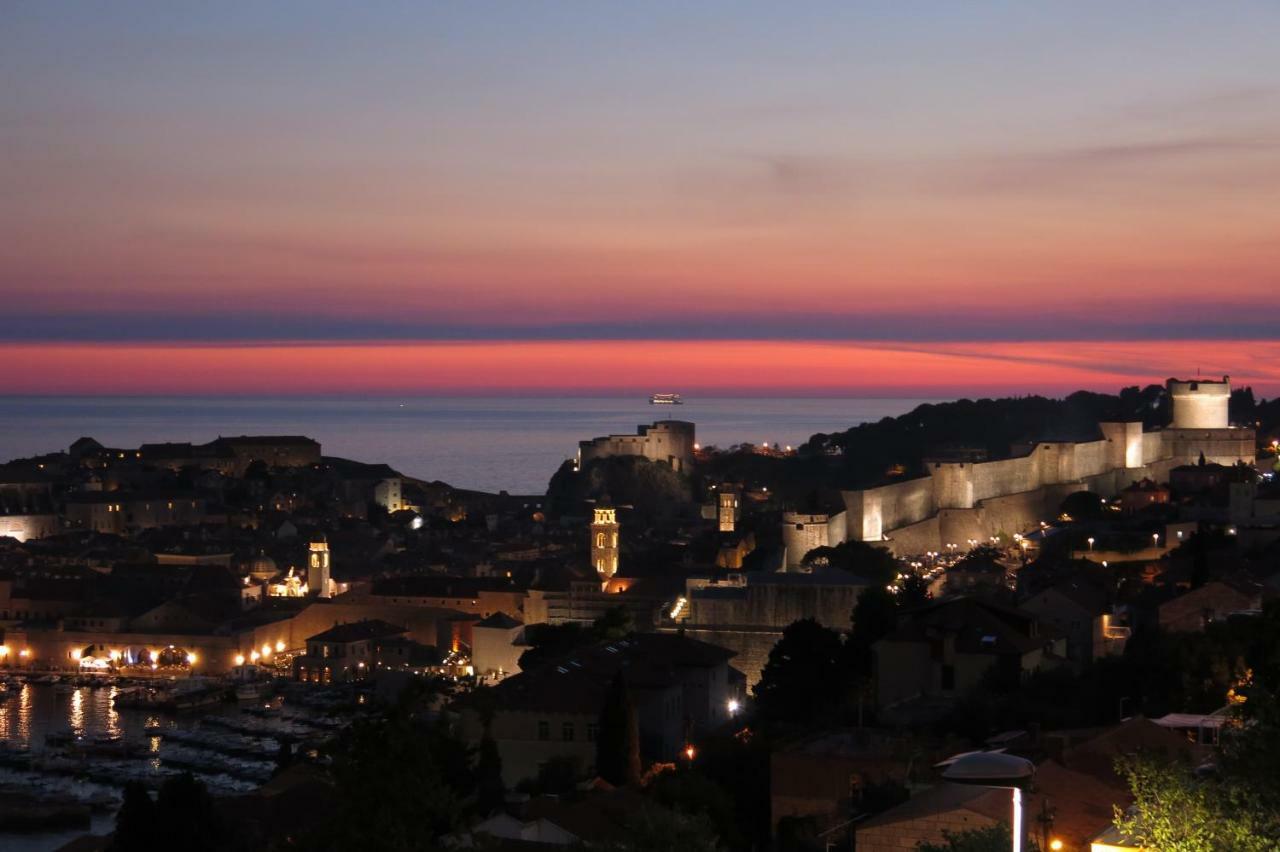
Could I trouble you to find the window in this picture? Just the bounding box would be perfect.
[596,533,605,547]
[538,721,550,741]
[586,723,598,742]
[562,722,575,742]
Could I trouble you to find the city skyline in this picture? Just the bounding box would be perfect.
[5,2,1280,395]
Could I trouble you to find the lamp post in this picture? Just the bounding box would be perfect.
[942,752,1035,852]
[1087,536,1095,551]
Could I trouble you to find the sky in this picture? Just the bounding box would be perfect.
[3,2,1279,396]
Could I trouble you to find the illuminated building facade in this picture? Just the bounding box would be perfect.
[590,507,619,583]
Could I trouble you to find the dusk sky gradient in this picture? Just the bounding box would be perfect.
[4,3,1279,395]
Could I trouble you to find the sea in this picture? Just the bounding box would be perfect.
[0,396,936,494]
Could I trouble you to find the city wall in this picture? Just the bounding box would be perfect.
[837,423,1255,555]
[662,625,780,688]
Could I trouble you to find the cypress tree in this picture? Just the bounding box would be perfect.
[596,670,641,786]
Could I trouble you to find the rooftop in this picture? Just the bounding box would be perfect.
[306,619,408,644]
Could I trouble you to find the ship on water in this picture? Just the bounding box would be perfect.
[649,393,683,405]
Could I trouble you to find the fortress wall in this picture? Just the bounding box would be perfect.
[1142,432,1165,466]
[743,583,864,631]
[1069,440,1113,480]
[844,477,936,541]
[883,514,940,556]
[827,511,848,548]
[1164,428,1256,466]
[666,626,780,688]
[975,489,1054,538]
[969,455,1041,503]
[1100,422,1144,469]
[937,508,985,548]
[931,463,975,509]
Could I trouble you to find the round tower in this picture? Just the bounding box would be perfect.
[1167,376,1230,429]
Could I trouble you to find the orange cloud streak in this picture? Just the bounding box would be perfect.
[4,340,1279,396]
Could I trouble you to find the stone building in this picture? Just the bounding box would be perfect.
[471,611,525,680]
[781,511,849,569]
[590,507,619,582]
[1157,578,1264,632]
[874,598,1064,710]
[294,619,408,683]
[855,782,1007,852]
[577,420,695,472]
[0,476,58,542]
[1167,376,1231,429]
[457,633,740,786]
[667,568,869,687]
[307,534,333,598]
[717,486,740,532]
[64,491,209,534]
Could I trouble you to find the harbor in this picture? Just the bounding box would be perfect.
[0,675,353,850]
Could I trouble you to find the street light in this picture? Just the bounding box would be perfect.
[942,752,1035,852]
[1087,537,1095,551]
[1152,533,1160,548]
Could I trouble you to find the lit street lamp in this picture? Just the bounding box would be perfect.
[942,752,1036,852]
[1087,537,1095,551]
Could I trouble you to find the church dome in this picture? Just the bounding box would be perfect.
[248,553,279,581]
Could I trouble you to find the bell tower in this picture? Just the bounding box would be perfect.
[308,534,331,598]
[591,507,619,582]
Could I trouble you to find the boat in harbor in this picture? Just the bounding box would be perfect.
[649,392,683,405]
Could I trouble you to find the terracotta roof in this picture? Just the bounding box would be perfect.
[476,633,734,715]
[306,619,407,644]
[476,611,524,629]
[858,782,1007,831]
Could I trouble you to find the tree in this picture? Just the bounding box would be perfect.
[754,618,845,724]
[1060,490,1104,521]
[301,716,461,851]
[1114,753,1276,852]
[917,824,1012,852]
[596,671,642,786]
[648,770,741,850]
[850,586,899,652]
[598,805,722,852]
[110,781,157,852]
[475,735,505,815]
[801,540,897,585]
[154,773,226,852]
[898,573,932,608]
[517,754,581,795]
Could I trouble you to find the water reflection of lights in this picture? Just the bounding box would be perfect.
[107,686,122,739]
[70,687,86,734]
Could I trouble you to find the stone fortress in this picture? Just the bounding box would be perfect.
[782,376,1256,560]
[576,420,695,473]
